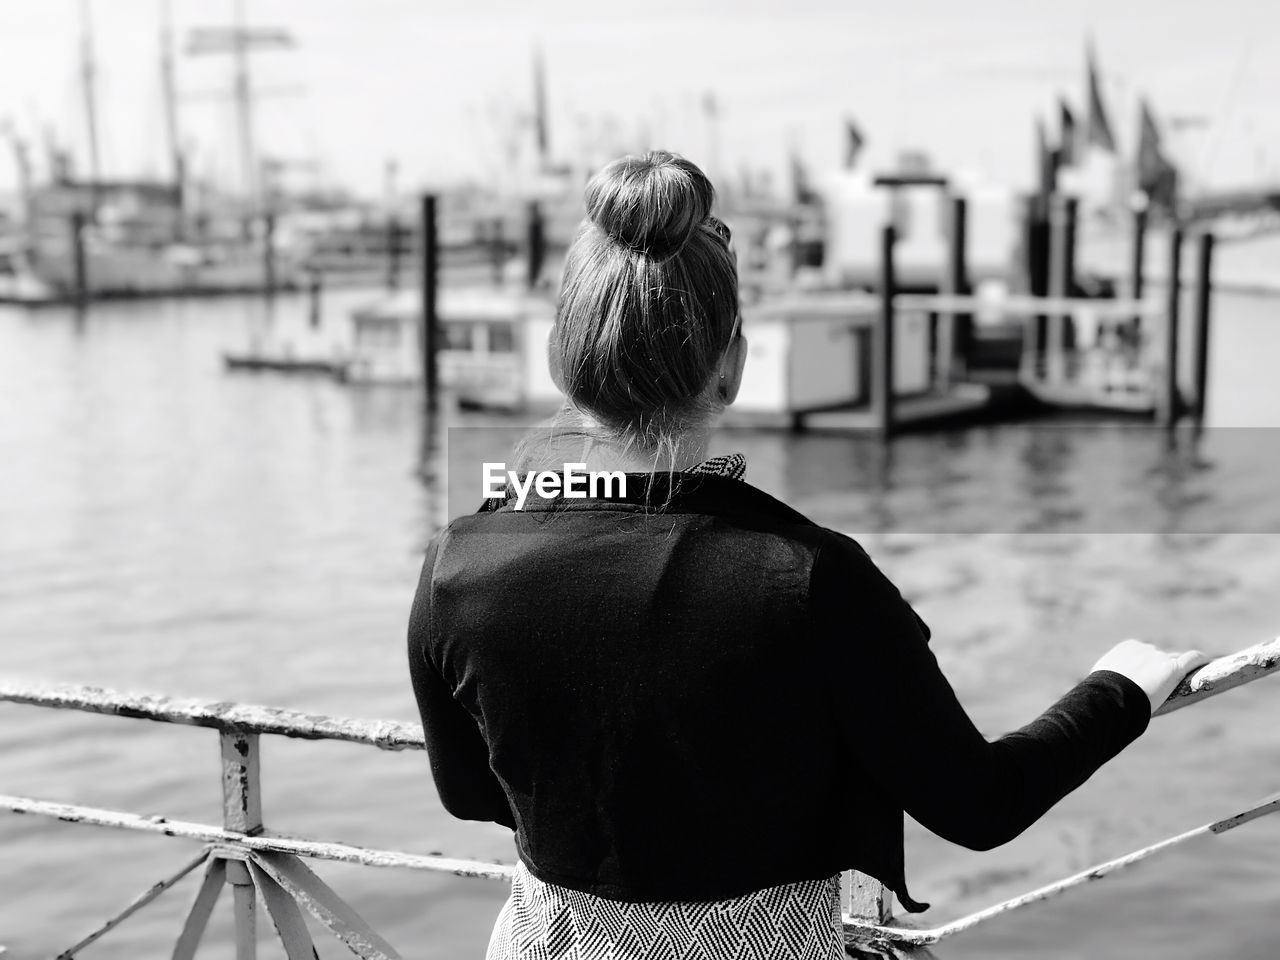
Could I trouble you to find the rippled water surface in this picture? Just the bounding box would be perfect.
[1,280,1278,959]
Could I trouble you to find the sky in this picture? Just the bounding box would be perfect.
[0,0,1275,201]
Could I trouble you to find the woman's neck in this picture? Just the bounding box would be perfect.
[549,408,715,474]
[584,431,712,473]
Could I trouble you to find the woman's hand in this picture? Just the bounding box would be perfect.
[1092,639,1212,714]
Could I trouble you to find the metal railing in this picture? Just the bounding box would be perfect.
[2,636,1278,960]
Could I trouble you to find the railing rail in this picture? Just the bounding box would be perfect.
[0,683,427,750]
[3,635,1278,960]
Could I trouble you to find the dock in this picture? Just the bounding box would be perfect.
[405,190,1219,438]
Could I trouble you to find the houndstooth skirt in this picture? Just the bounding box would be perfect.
[485,861,846,960]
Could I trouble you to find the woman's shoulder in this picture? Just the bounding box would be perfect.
[808,530,933,643]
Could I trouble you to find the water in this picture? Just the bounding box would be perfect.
[1,272,1279,959]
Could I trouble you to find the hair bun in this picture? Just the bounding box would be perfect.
[584,150,715,259]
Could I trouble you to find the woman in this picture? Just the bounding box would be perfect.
[407,151,1206,959]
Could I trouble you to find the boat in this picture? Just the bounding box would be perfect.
[28,178,301,300]
[337,287,558,409]
[4,5,307,304]
[222,322,349,377]
[222,353,346,376]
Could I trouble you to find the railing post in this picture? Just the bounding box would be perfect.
[221,731,263,834]
[848,872,894,925]
[230,875,257,960]
[222,731,263,960]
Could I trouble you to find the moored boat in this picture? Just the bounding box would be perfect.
[338,287,559,409]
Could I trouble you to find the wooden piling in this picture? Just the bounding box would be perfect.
[1046,195,1078,384]
[307,271,322,330]
[527,201,546,291]
[1019,195,1051,380]
[387,211,402,291]
[1062,196,1077,353]
[262,212,276,297]
[1131,203,1148,327]
[1191,232,1215,427]
[491,215,506,286]
[789,212,802,279]
[420,194,440,411]
[1160,227,1184,427]
[875,225,897,439]
[71,211,88,307]
[937,195,969,388]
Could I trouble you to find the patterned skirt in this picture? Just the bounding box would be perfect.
[485,861,846,960]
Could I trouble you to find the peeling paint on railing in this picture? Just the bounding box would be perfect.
[0,681,426,750]
[1155,636,1280,716]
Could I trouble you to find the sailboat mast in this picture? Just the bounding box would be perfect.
[79,0,101,186]
[234,0,258,218]
[160,0,185,235]
[186,6,293,227]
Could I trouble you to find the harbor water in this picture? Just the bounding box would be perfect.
[1,264,1279,957]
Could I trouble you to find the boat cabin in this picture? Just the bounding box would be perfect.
[342,288,558,409]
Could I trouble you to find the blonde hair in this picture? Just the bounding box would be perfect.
[525,150,738,471]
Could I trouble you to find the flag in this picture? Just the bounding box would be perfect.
[1058,99,1077,167]
[1137,98,1178,209]
[532,46,549,165]
[843,118,865,170]
[1084,39,1116,152]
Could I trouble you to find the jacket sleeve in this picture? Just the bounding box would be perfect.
[813,535,1151,852]
[407,536,517,830]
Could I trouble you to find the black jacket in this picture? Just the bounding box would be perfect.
[407,472,1150,911]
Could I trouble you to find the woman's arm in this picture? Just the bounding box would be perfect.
[407,538,517,830]
[813,536,1151,852]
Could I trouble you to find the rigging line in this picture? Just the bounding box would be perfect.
[1198,38,1255,187]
